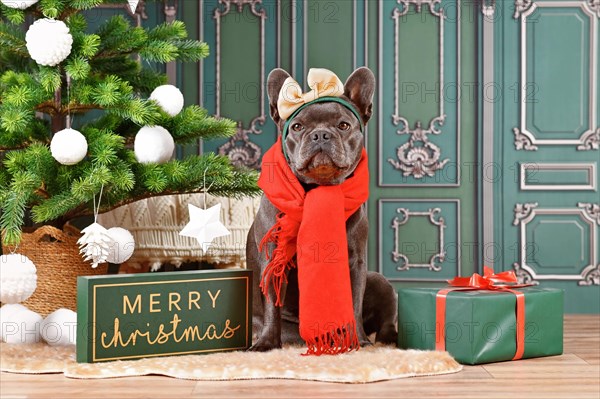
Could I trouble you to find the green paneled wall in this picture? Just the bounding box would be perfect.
[493,0,599,313]
[171,0,598,313]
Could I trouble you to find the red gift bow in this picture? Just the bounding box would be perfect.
[436,266,532,361]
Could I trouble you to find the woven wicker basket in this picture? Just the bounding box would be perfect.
[1,225,108,316]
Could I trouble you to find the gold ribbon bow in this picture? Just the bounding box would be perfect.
[277,68,345,120]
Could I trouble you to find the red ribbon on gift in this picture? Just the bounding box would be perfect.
[435,266,532,361]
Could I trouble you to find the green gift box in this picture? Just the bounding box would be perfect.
[397,287,564,365]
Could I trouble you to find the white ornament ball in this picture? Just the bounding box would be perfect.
[40,309,77,346]
[0,304,42,344]
[0,254,37,304]
[134,126,175,164]
[1,0,39,9]
[50,128,88,165]
[106,227,135,264]
[25,18,73,67]
[150,85,185,116]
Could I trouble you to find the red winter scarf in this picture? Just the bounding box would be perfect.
[258,137,369,355]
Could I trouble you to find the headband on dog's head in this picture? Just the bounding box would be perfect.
[277,68,365,162]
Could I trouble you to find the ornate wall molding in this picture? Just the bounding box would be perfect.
[579,202,600,224]
[588,0,600,17]
[513,202,538,225]
[579,128,600,151]
[482,0,496,16]
[512,202,600,286]
[218,123,262,168]
[395,0,443,17]
[513,1,599,151]
[388,119,450,178]
[213,0,267,168]
[391,207,447,271]
[387,0,450,179]
[513,0,534,18]
[513,127,538,151]
[513,263,537,284]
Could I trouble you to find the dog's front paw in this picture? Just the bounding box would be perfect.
[375,324,399,345]
[248,337,282,352]
[359,339,374,348]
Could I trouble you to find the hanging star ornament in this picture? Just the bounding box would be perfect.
[127,0,139,13]
[179,203,230,253]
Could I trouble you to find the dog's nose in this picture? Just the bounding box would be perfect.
[311,131,331,142]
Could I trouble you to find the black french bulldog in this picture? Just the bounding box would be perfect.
[247,67,398,351]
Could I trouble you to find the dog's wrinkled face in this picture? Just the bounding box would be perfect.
[284,102,363,185]
[267,67,375,186]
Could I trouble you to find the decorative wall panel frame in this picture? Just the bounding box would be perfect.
[512,202,600,285]
[378,0,461,187]
[512,1,600,151]
[519,162,598,191]
[588,0,600,17]
[391,207,447,271]
[211,0,268,168]
[378,199,461,282]
[301,0,362,86]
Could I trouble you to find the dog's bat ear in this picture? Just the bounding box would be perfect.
[267,68,291,126]
[344,67,375,125]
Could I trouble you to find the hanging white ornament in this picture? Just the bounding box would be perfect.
[1,0,38,9]
[150,85,185,117]
[134,125,175,164]
[179,203,230,253]
[25,18,73,67]
[106,227,135,264]
[0,304,42,344]
[127,0,139,13]
[0,254,37,304]
[50,128,88,165]
[77,222,114,268]
[40,308,77,346]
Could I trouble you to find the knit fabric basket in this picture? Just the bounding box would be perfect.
[1,225,107,316]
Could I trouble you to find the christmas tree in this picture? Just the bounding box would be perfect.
[0,0,260,246]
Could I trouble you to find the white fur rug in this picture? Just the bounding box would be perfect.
[0,343,461,383]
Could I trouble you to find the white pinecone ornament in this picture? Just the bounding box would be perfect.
[25,18,73,66]
[77,223,114,268]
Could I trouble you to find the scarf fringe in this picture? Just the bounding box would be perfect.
[302,321,360,356]
[258,212,294,307]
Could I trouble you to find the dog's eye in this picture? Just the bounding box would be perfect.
[338,122,350,131]
[291,123,303,132]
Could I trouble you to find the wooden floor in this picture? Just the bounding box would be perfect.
[1,315,598,399]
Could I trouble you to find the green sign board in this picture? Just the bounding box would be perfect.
[76,269,252,363]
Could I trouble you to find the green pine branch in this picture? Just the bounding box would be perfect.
[0,21,28,58]
[0,4,26,24]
